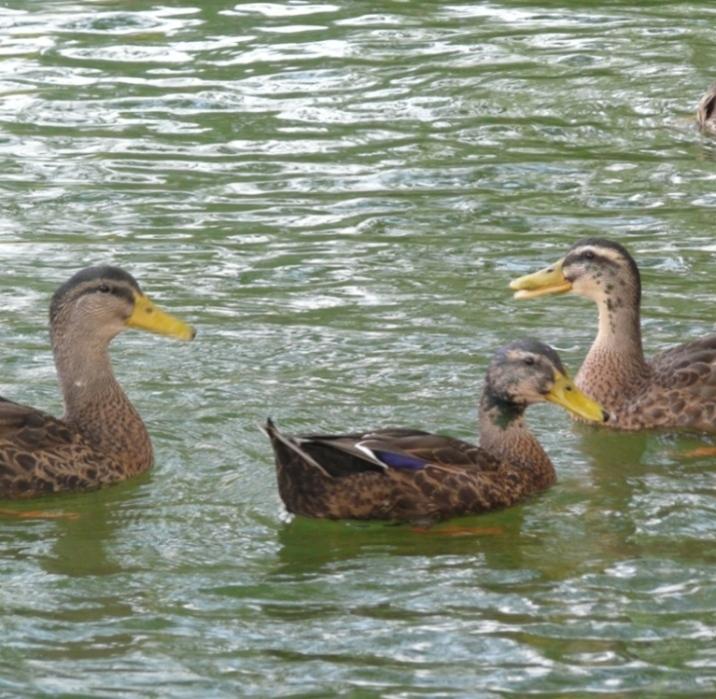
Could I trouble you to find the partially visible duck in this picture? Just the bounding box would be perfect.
[0,266,195,499]
[697,83,716,134]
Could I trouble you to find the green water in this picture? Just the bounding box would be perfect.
[1,0,715,696]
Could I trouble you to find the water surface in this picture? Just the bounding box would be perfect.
[1,1,715,696]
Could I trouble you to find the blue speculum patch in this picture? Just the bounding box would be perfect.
[374,450,427,470]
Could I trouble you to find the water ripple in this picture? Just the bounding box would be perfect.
[1,0,716,696]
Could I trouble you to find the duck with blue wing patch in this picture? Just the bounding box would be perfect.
[263,339,607,523]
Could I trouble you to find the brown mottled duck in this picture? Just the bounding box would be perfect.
[263,339,606,522]
[510,238,716,432]
[697,83,716,134]
[0,266,195,499]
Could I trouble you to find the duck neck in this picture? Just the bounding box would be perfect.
[51,325,152,471]
[478,392,555,488]
[578,292,650,398]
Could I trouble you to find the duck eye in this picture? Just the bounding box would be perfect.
[584,250,595,260]
[98,283,111,293]
[524,356,535,366]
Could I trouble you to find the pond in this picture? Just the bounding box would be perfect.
[0,1,715,696]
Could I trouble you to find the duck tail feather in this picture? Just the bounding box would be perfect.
[261,418,333,478]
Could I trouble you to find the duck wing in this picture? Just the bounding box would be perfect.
[265,419,493,479]
[651,335,716,393]
[644,336,716,429]
[0,397,75,448]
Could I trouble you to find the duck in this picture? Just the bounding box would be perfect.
[0,266,195,499]
[509,238,716,431]
[697,83,716,134]
[263,338,606,523]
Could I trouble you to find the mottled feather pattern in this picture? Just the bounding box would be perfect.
[265,422,553,522]
[577,332,716,432]
[0,266,193,500]
[0,396,150,499]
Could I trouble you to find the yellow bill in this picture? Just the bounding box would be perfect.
[546,372,607,423]
[509,258,572,300]
[126,293,196,341]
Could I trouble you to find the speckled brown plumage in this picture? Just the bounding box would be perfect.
[511,238,716,432]
[264,339,606,523]
[576,336,716,431]
[697,84,716,135]
[0,266,195,499]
